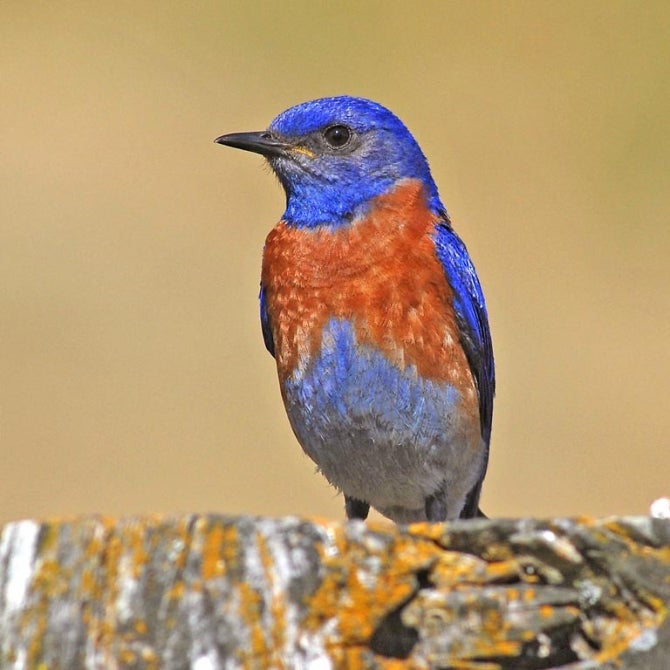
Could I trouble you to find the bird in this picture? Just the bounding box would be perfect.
[215,96,494,523]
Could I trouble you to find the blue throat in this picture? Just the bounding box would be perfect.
[280,176,446,229]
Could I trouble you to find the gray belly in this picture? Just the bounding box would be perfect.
[280,320,483,521]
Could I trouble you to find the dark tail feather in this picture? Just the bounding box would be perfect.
[459,479,485,519]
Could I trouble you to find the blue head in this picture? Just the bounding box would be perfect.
[216,96,446,228]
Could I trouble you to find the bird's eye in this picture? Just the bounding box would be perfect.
[323,125,352,148]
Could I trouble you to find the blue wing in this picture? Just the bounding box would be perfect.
[433,222,495,443]
[259,284,275,357]
[433,222,495,515]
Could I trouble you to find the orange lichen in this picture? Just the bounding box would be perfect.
[256,532,288,655]
[522,588,536,602]
[505,588,520,602]
[4,515,669,669]
[200,521,228,580]
[238,581,269,660]
[119,649,137,664]
[484,560,521,583]
[304,523,439,649]
[166,580,185,601]
[481,608,503,635]
[128,525,150,579]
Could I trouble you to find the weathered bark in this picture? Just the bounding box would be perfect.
[0,514,668,669]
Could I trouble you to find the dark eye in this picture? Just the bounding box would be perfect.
[323,125,352,148]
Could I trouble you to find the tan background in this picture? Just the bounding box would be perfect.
[2,2,668,524]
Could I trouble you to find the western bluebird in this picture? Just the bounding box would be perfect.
[215,96,494,523]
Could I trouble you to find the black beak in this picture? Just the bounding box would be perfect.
[214,131,290,158]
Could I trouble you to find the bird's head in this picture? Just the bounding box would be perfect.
[216,96,445,228]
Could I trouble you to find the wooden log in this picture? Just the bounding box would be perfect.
[0,514,668,669]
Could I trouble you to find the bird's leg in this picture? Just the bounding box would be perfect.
[424,486,448,522]
[345,496,370,520]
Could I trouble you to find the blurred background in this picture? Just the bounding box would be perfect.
[1,2,668,524]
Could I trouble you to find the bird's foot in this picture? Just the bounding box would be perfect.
[424,488,448,522]
[345,496,370,520]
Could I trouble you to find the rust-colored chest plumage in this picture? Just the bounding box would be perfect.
[261,180,474,393]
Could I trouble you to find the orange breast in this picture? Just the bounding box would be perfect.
[261,179,475,396]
